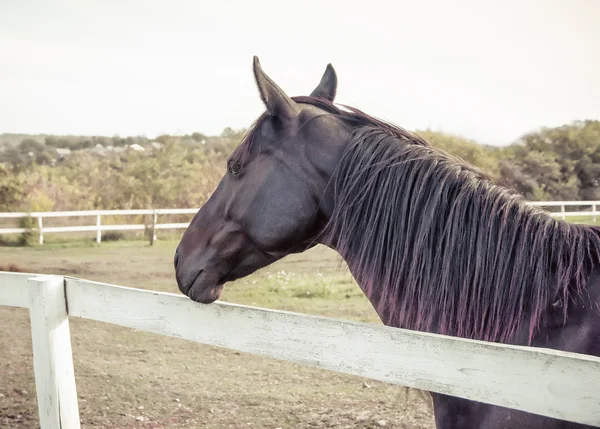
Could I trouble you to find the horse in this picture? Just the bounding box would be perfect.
[174,57,600,428]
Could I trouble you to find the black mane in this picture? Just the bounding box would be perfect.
[323,124,600,343]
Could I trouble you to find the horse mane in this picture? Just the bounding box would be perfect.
[232,95,600,344]
[313,103,600,344]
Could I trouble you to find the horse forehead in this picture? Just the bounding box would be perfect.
[297,105,348,136]
[299,104,337,122]
[255,104,343,147]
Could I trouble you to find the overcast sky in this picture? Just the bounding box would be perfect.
[0,0,598,145]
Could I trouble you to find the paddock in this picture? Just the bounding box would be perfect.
[1,270,599,429]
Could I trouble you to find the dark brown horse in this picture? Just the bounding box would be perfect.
[174,57,600,428]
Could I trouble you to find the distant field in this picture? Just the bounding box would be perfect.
[562,215,600,225]
[0,240,434,429]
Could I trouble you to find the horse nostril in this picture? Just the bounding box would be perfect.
[174,250,180,270]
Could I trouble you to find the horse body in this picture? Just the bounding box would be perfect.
[174,57,600,428]
[421,267,600,429]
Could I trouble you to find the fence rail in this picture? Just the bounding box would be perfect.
[0,201,599,245]
[0,208,199,244]
[529,200,600,221]
[1,271,599,428]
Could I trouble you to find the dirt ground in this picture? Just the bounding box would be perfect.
[0,239,435,429]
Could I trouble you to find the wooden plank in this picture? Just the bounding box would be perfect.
[154,222,190,229]
[96,214,101,244]
[37,216,43,245]
[529,201,600,206]
[29,210,100,217]
[0,212,30,218]
[549,211,600,217]
[0,227,28,234]
[151,209,157,245]
[0,224,181,235]
[0,209,156,218]
[5,209,154,218]
[154,208,199,215]
[99,224,145,231]
[28,276,80,429]
[40,225,99,233]
[97,209,153,216]
[65,278,600,426]
[40,224,146,233]
[0,271,37,308]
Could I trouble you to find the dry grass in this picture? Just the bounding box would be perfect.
[0,240,434,429]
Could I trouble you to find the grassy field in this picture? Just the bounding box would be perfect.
[562,215,600,225]
[0,239,435,429]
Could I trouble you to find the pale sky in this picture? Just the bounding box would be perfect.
[0,0,598,145]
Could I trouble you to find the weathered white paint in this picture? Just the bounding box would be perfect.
[28,276,80,429]
[0,227,28,234]
[0,271,35,308]
[154,222,190,229]
[0,207,200,219]
[0,223,187,235]
[154,208,199,215]
[0,212,36,218]
[152,209,158,243]
[149,209,158,245]
[529,200,600,207]
[37,216,43,245]
[35,224,148,233]
[552,211,600,217]
[0,209,153,217]
[96,214,101,244]
[65,277,600,426]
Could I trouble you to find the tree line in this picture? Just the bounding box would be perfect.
[0,120,599,213]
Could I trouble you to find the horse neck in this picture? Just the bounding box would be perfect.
[317,126,600,343]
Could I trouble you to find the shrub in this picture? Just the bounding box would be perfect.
[18,216,37,246]
[102,231,126,242]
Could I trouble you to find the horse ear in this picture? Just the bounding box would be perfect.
[310,64,337,101]
[253,56,299,121]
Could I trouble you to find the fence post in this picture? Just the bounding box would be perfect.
[150,209,158,245]
[96,214,101,244]
[37,216,44,245]
[560,204,565,220]
[593,204,597,224]
[28,275,80,429]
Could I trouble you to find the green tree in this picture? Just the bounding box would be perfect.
[417,129,500,177]
[501,120,600,200]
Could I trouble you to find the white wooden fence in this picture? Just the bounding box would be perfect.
[0,201,598,245]
[0,208,198,245]
[530,200,600,221]
[1,271,599,428]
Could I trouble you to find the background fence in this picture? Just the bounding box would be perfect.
[1,271,600,428]
[0,208,198,245]
[1,200,599,245]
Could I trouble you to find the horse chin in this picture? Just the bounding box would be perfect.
[187,271,225,304]
[188,282,224,304]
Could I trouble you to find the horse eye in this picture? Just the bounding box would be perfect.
[228,160,241,176]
